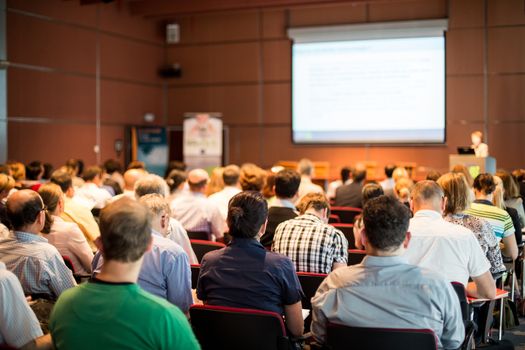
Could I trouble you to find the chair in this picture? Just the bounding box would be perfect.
[451,282,476,350]
[326,323,438,350]
[297,272,327,310]
[189,304,291,350]
[191,264,200,289]
[328,214,340,223]
[332,223,355,249]
[347,249,366,266]
[190,239,226,263]
[187,231,210,240]
[330,206,362,224]
[62,255,90,284]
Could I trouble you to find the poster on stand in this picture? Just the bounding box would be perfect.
[183,113,223,170]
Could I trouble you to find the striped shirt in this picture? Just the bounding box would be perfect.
[0,262,43,348]
[0,231,76,299]
[465,200,515,241]
[272,213,348,274]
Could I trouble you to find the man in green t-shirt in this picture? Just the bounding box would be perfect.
[49,197,200,350]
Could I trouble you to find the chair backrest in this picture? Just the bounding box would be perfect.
[331,223,355,249]
[330,206,362,224]
[190,304,289,350]
[187,231,210,240]
[347,249,366,266]
[62,255,76,274]
[190,239,226,263]
[328,214,340,224]
[297,272,327,310]
[191,264,200,289]
[326,323,438,350]
[451,281,469,322]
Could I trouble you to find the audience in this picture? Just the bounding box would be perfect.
[166,169,188,202]
[0,261,52,350]
[404,181,495,299]
[49,197,200,349]
[353,183,384,249]
[296,158,324,200]
[379,163,396,195]
[76,166,112,209]
[197,191,304,338]
[334,167,366,208]
[452,164,474,188]
[206,167,224,196]
[493,175,523,249]
[127,160,146,170]
[0,190,76,298]
[0,174,14,230]
[111,168,146,202]
[426,169,441,182]
[164,160,187,179]
[103,159,124,190]
[465,173,518,261]
[64,158,84,188]
[25,161,44,189]
[239,163,266,192]
[39,184,94,275]
[208,164,242,221]
[437,173,506,276]
[170,169,224,241]
[311,195,464,349]
[497,170,525,228]
[394,177,413,207]
[9,162,26,188]
[327,166,351,200]
[260,169,301,247]
[272,192,348,273]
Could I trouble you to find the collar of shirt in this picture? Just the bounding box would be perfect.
[270,198,297,210]
[412,209,442,220]
[297,212,324,224]
[473,199,493,206]
[362,255,408,267]
[13,231,48,243]
[151,229,164,238]
[229,237,265,250]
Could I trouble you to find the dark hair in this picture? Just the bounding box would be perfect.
[6,190,45,231]
[166,170,187,192]
[296,192,330,216]
[42,163,54,180]
[164,161,187,178]
[384,164,396,178]
[496,170,520,200]
[103,159,122,174]
[38,183,62,234]
[99,197,151,262]
[340,167,351,183]
[103,178,123,196]
[50,169,73,193]
[26,161,43,181]
[222,165,240,186]
[426,170,442,182]
[363,195,410,251]
[127,161,146,170]
[352,169,367,183]
[227,191,268,238]
[362,183,384,207]
[473,173,496,195]
[83,166,103,182]
[274,169,301,198]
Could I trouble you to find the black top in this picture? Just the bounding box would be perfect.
[260,207,298,247]
[334,182,363,208]
[506,207,523,246]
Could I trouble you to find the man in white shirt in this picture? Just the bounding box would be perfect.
[208,165,242,221]
[171,169,225,241]
[110,168,146,203]
[379,164,396,196]
[75,166,112,209]
[404,180,496,299]
[296,158,324,202]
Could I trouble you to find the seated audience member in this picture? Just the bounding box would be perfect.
[0,174,15,229]
[392,166,409,182]
[239,163,266,192]
[93,195,193,313]
[208,165,242,221]
[493,175,523,248]
[465,173,518,261]
[206,167,224,196]
[353,183,384,249]
[379,164,396,195]
[405,181,495,299]
[171,169,224,241]
[272,193,348,273]
[111,168,146,202]
[65,158,84,188]
[452,164,474,188]
[197,191,304,338]
[49,198,200,350]
[103,159,124,191]
[42,163,53,181]
[394,177,413,207]
[327,166,351,200]
[24,161,44,190]
[297,158,324,201]
[127,160,146,170]
[497,170,525,229]
[311,196,464,349]
[38,184,94,275]
[164,160,187,179]
[133,175,197,264]
[512,169,525,205]
[166,169,187,202]
[0,190,76,298]
[437,173,505,276]
[260,169,301,247]
[0,261,52,350]
[0,163,11,175]
[76,166,112,209]
[334,167,366,208]
[8,161,26,189]
[426,169,442,182]
[262,171,276,200]
[50,169,100,251]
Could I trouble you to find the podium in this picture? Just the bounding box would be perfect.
[449,155,496,176]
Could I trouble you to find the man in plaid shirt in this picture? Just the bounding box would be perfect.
[272,193,348,274]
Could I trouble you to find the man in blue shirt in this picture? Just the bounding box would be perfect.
[311,195,464,349]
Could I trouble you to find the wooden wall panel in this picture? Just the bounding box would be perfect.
[446,76,484,122]
[262,9,286,39]
[449,0,484,28]
[262,40,290,81]
[488,27,525,73]
[488,75,525,121]
[228,126,263,165]
[288,3,366,27]
[263,83,290,124]
[446,29,484,75]
[99,4,163,43]
[6,0,97,27]
[368,0,447,22]
[489,123,525,170]
[487,0,525,26]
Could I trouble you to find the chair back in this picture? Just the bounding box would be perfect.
[190,239,226,263]
[347,249,366,266]
[330,206,362,224]
[62,255,76,274]
[450,281,469,321]
[187,231,210,240]
[331,223,355,249]
[297,272,327,310]
[326,323,438,350]
[191,264,200,289]
[190,304,290,350]
[328,214,340,224]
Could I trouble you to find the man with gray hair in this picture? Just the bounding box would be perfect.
[404,180,495,299]
[296,158,324,202]
[208,165,242,221]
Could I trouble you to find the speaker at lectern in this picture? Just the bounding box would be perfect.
[449,155,496,179]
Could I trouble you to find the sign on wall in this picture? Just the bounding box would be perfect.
[135,126,168,176]
[183,113,223,170]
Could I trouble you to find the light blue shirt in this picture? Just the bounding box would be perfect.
[92,230,193,313]
[311,255,464,349]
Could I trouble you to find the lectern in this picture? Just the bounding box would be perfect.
[449,155,496,176]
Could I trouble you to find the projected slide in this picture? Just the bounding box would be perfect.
[292,36,445,144]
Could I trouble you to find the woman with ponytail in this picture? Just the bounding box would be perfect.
[38,183,93,274]
[196,191,305,338]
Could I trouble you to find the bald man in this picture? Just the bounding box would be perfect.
[170,169,225,241]
[110,168,146,203]
[0,190,76,299]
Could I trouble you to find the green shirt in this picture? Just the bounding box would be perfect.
[49,281,200,350]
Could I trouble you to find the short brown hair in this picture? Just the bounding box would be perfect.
[473,173,496,195]
[240,163,266,191]
[222,165,240,186]
[496,170,520,200]
[411,180,444,206]
[99,197,151,263]
[83,166,103,182]
[296,192,330,216]
[437,173,470,215]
